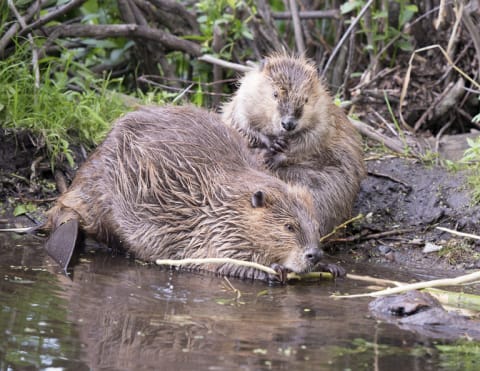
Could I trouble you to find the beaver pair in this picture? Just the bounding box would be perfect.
[46,54,363,282]
[45,105,344,282]
[222,53,366,237]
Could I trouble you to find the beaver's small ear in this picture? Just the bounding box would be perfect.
[251,190,266,208]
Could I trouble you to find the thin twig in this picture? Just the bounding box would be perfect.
[198,54,252,73]
[413,81,454,132]
[156,257,335,281]
[446,1,463,57]
[156,257,278,275]
[346,273,403,287]
[322,0,374,76]
[367,171,411,189]
[334,270,480,298]
[19,0,88,37]
[330,228,414,243]
[288,0,305,54]
[272,10,339,19]
[8,0,40,90]
[0,0,47,56]
[436,226,480,240]
[399,44,480,130]
[320,213,363,242]
[462,4,480,78]
[349,117,407,154]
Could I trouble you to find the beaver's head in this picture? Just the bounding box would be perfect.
[231,182,323,275]
[259,54,328,137]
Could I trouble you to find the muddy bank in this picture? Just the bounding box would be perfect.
[345,156,480,272]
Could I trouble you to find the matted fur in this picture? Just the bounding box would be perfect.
[222,54,366,235]
[46,105,323,280]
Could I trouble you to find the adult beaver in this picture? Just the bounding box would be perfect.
[222,53,366,236]
[46,105,344,282]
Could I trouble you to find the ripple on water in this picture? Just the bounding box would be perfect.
[0,233,476,370]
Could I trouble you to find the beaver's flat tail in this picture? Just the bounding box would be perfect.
[45,219,79,273]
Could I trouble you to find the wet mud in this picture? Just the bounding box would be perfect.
[347,156,480,272]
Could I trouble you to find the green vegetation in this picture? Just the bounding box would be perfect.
[340,1,418,61]
[0,47,128,167]
[437,341,480,371]
[461,135,480,203]
[195,0,255,57]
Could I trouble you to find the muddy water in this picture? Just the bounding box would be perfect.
[0,233,477,370]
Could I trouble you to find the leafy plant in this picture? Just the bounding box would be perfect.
[460,136,480,203]
[341,0,418,61]
[195,0,255,58]
[0,46,128,167]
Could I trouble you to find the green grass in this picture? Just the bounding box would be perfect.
[459,135,480,203]
[0,48,129,167]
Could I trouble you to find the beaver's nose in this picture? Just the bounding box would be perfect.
[281,119,297,131]
[304,247,324,265]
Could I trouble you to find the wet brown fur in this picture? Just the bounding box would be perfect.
[222,54,366,236]
[46,105,326,280]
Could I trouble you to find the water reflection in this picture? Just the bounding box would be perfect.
[0,233,477,370]
[0,233,87,370]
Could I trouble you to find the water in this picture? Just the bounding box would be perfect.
[0,233,478,370]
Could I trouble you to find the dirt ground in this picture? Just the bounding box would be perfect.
[342,154,480,274]
[1,129,480,275]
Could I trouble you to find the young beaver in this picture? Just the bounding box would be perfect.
[222,54,366,236]
[46,105,344,282]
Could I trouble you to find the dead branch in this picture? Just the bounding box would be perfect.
[462,2,480,77]
[199,54,253,73]
[0,0,48,56]
[148,0,199,34]
[349,117,407,154]
[288,0,305,54]
[436,226,480,240]
[334,270,480,298]
[7,0,39,90]
[43,23,201,56]
[18,0,87,37]
[322,0,374,76]
[272,10,340,19]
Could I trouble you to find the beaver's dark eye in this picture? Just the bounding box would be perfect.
[285,223,295,232]
[304,97,309,104]
[273,91,279,98]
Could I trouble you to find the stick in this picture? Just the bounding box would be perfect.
[333,270,480,298]
[156,257,278,275]
[346,273,403,287]
[399,44,480,130]
[348,117,406,154]
[322,0,374,76]
[436,226,480,240]
[8,0,40,90]
[319,213,363,242]
[198,54,252,73]
[0,227,34,233]
[272,10,339,20]
[289,0,305,54]
[156,257,335,281]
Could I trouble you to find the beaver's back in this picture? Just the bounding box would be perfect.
[106,105,257,175]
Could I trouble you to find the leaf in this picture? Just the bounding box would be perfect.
[340,0,362,14]
[396,39,414,52]
[13,204,28,217]
[13,203,36,217]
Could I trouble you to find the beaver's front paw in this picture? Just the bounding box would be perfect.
[319,263,346,278]
[264,151,287,170]
[268,263,290,284]
[269,137,288,154]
